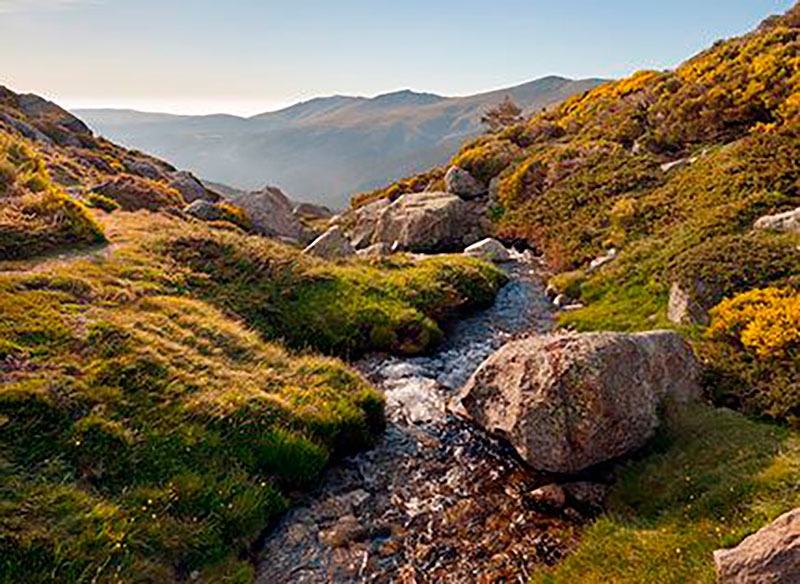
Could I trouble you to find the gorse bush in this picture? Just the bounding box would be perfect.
[702,287,800,422]
[709,287,800,358]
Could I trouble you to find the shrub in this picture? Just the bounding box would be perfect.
[709,287,800,357]
[703,287,800,422]
[85,192,120,213]
[452,138,519,184]
[669,234,799,311]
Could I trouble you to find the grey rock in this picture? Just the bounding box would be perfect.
[350,198,391,249]
[588,248,618,272]
[303,226,355,260]
[185,200,226,221]
[294,202,333,220]
[445,166,486,200]
[0,112,53,144]
[458,331,702,474]
[357,242,393,258]
[660,158,689,173]
[714,508,800,583]
[370,192,485,253]
[667,281,710,326]
[170,171,217,204]
[754,207,800,234]
[233,186,308,241]
[464,238,511,263]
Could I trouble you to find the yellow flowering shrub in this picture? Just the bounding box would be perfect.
[709,288,800,357]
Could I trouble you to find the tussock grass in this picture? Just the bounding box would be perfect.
[532,406,800,583]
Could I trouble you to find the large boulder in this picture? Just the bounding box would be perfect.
[170,171,219,204]
[303,226,355,260]
[445,166,486,200]
[464,238,511,263]
[754,208,800,234]
[457,331,701,474]
[232,186,309,242]
[370,192,486,253]
[714,508,800,583]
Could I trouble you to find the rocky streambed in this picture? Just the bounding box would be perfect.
[256,252,593,583]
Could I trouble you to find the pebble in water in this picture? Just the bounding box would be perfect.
[256,252,581,583]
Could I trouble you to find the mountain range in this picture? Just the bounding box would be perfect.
[75,76,604,208]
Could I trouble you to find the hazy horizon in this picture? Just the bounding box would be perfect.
[1,0,794,116]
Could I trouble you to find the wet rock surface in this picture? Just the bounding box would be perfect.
[257,253,584,583]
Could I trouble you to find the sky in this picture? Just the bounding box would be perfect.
[0,0,795,116]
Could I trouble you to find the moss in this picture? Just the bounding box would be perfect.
[668,234,799,310]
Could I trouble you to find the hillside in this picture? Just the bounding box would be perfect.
[347,5,800,581]
[0,86,507,582]
[75,76,604,208]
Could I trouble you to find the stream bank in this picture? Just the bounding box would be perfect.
[256,252,583,583]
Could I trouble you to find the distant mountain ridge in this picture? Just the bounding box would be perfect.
[75,76,606,208]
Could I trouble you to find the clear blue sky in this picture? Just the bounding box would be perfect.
[0,0,795,115]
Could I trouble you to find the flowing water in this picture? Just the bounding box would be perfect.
[257,252,581,583]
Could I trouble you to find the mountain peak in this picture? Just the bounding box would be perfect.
[369,89,445,107]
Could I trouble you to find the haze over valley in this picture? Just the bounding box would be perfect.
[76,76,603,207]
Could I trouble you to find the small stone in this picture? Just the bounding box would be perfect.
[753,207,800,234]
[463,238,511,263]
[320,514,362,548]
[563,482,609,509]
[553,294,567,308]
[531,484,566,510]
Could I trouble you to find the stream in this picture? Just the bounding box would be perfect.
[256,251,580,583]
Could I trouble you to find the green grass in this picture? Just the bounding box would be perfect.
[532,406,800,584]
[162,229,507,358]
[0,211,506,583]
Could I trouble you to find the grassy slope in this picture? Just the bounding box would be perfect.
[0,210,505,583]
[0,85,508,582]
[350,4,800,582]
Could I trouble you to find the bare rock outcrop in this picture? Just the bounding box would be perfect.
[169,171,219,204]
[714,508,800,583]
[457,331,702,474]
